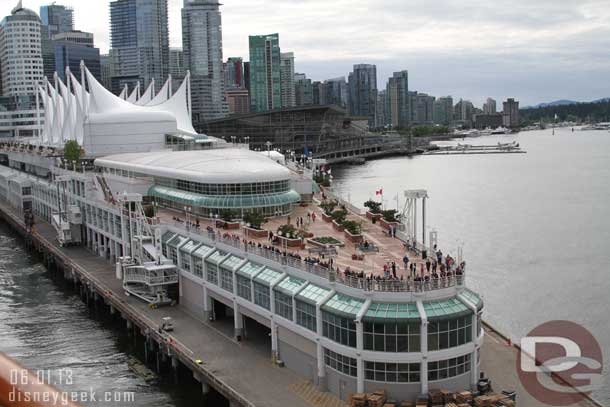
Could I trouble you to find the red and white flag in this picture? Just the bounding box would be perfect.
[375,188,383,196]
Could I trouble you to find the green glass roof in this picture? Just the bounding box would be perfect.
[148,186,301,209]
[423,298,471,321]
[461,289,483,310]
[161,231,176,243]
[274,276,306,296]
[221,255,244,270]
[322,293,365,318]
[253,268,283,286]
[236,261,265,278]
[206,250,228,264]
[167,234,188,249]
[192,243,214,258]
[179,239,201,254]
[296,283,331,305]
[364,302,420,321]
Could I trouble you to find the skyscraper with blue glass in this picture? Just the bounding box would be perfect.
[109,0,169,94]
[248,34,281,112]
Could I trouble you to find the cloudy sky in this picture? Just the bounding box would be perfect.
[3,0,610,106]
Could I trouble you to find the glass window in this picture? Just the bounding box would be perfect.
[295,300,316,332]
[220,268,233,292]
[324,349,357,377]
[274,290,293,321]
[364,361,420,383]
[253,281,270,310]
[205,262,218,285]
[428,315,472,351]
[363,321,420,353]
[322,311,357,348]
[193,259,203,278]
[236,275,251,301]
[428,354,471,381]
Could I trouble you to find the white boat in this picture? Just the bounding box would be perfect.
[491,127,511,135]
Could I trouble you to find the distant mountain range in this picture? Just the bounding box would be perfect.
[524,98,610,109]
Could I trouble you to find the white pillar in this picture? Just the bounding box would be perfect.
[420,319,429,395]
[233,301,243,339]
[271,319,278,362]
[356,320,364,392]
[316,341,326,390]
[203,286,212,321]
[422,197,426,249]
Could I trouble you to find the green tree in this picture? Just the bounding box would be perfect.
[63,140,82,163]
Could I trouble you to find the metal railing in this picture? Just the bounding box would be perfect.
[178,226,465,293]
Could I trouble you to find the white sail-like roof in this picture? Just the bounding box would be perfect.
[134,80,155,106]
[38,84,51,144]
[126,82,140,103]
[146,76,170,106]
[118,85,127,100]
[146,73,196,136]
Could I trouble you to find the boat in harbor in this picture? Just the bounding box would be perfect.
[491,127,511,135]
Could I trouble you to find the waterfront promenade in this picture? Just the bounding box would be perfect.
[0,201,601,407]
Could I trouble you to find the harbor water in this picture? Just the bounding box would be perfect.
[0,223,206,406]
[331,127,610,404]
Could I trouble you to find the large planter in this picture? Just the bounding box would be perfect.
[379,217,399,231]
[308,238,345,248]
[344,230,363,244]
[278,236,303,248]
[366,211,382,220]
[321,213,333,222]
[216,220,240,230]
[332,220,345,232]
[243,226,268,239]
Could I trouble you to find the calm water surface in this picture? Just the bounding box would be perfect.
[0,223,201,406]
[331,128,610,404]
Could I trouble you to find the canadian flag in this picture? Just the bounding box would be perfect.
[375,188,383,196]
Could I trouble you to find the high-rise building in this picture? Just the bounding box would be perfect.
[53,34,101,82]
[414,93,435,125]
[109,0,169,94]
[312,81,325,105]
[224,57,244,89]
[294,73,312,106]
[385,70,409,128]
[483,97,497,114]
[348,64,377,127]
[502,98,519,127]
[454,99,474,126]
[226,89,249,115]
[280,52,295,108]
[248,33,281,112]
[0,3,44,137]
[433,96,454,125]
[376,90,387,129]
[40,3,73,36]
[182,0,228,126]
[100,54,113,90]
[243,61,250,93]
[323,77,347,108]
[0,5,43,97]
[169,48,185,78]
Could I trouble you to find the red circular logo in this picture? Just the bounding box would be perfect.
[516,320,603,405]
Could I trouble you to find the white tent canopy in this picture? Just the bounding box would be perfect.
[38,63,197,155]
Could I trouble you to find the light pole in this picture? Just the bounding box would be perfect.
[266,141,272,157]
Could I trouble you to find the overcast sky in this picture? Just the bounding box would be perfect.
[3,0,610,106]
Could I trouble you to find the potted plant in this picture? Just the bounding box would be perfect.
[308,236,344,247]
[331,209,347,231]
[364,200,382,220]
[219,209,240,229]
[378,209,400,231]
[342,220,364,243]
[242,212,268,238]
[320,200,338,222]
[276,224,303,248]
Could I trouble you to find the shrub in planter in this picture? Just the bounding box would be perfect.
[381,209,399,223]
[332,220,345,232]
[341,220,362,235]
[319,200,338,215]
[364,200,382,214]
[243,212,267,230]
[330,209,347,224]
[311,236,342,245]
[220,209,239,222]
[277,223,297,236]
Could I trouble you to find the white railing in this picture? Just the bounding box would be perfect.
[193,228,465,293]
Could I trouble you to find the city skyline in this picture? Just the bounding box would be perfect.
[1,0,609,106]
